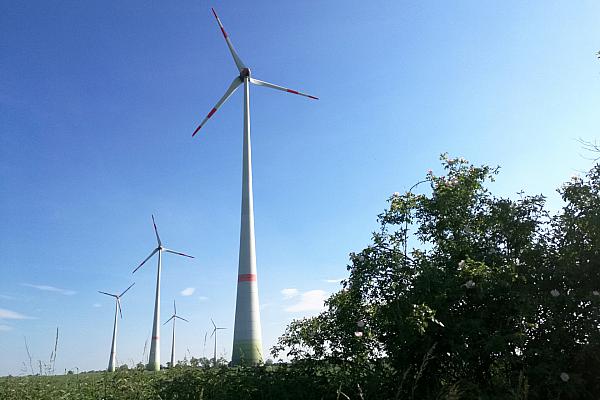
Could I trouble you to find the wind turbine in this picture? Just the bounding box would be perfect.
[133,215,194,371]
[98,282,135,372]
[210,318,226,366]
[191,8,318,365]
[163,300,189,368]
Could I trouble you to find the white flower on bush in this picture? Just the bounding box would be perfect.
[560,372,570,382]
[458,260,466,269]
[550,289,560,297]
[358,255,365,262]
[392,192,400,197]
[464,280,475,289]
[593,291,600,296]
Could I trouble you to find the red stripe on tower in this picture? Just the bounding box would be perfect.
[152,336,159,340]
[238,274,257,282]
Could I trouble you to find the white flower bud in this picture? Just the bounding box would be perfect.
[465,280,475,289]
[560,372,570,382]
[550,289,560,297]
[592,291,599,296]
[458,260,466,269]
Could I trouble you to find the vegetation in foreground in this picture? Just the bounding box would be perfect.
[275,154,600,399]
[1,154,598,399]
[0,361,398,400]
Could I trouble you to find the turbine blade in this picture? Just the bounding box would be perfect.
[117,299,123,319]
[98,291,117,298]
[175,316,189,323]
[132,248,159,274]
[151,215,162,246]
[120,282,135,298]
[164,249,194,259]
[192,77,242,137]
[211,318,216,329]
[217,327,226,330]
[210,329,215,338]
[250,78,318,100]
[163,315,175,325]
[211,8,246,72]
[173,300,177,315]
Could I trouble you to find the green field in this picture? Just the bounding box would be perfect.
[0,362,397,400]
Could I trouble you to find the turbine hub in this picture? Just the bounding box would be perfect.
[240,68,251,79]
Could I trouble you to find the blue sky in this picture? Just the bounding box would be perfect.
[1,0,599,375]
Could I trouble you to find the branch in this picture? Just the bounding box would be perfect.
[578,138,600,161]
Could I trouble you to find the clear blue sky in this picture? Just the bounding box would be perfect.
[1,0,598,375]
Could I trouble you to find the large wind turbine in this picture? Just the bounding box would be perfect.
[163,300,189,368]
[210,318,227,366]
[133,215,194,371]
[98,282,135,372]
[191,8,318,365]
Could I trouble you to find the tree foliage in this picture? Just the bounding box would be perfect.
[273,155,600,399]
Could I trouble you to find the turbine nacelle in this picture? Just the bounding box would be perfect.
[240,68,251,79]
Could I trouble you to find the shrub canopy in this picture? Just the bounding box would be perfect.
[273,155,600,399]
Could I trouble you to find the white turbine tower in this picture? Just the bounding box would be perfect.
[210,318,227,366]
[98,282,135,372]
[191,8,318,365]
[133,215,194,371]
[163,300,189,368]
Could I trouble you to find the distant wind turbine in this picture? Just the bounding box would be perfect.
[133,215,194,371]
[191,8,318,365]
[98,282,135,372]
[210,318,226,366]
[163,300,189,368]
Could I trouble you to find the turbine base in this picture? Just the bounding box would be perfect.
[231,340,263,365]
[146,361,161,372]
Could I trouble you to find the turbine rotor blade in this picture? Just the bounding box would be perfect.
[98,291,117,298]
[192,77,242,137]
[117,299,123,319]
[132,248,159,274]
[211,8,246,72]
[163,315,175,326]
[250,78,318,100]
[164,249,194,259]
[120,282,135,298]
[211,318,216,329]
[151,215,162,247]
[175,316,189,323]
[210,329,215,338]
[173,300,177,315]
